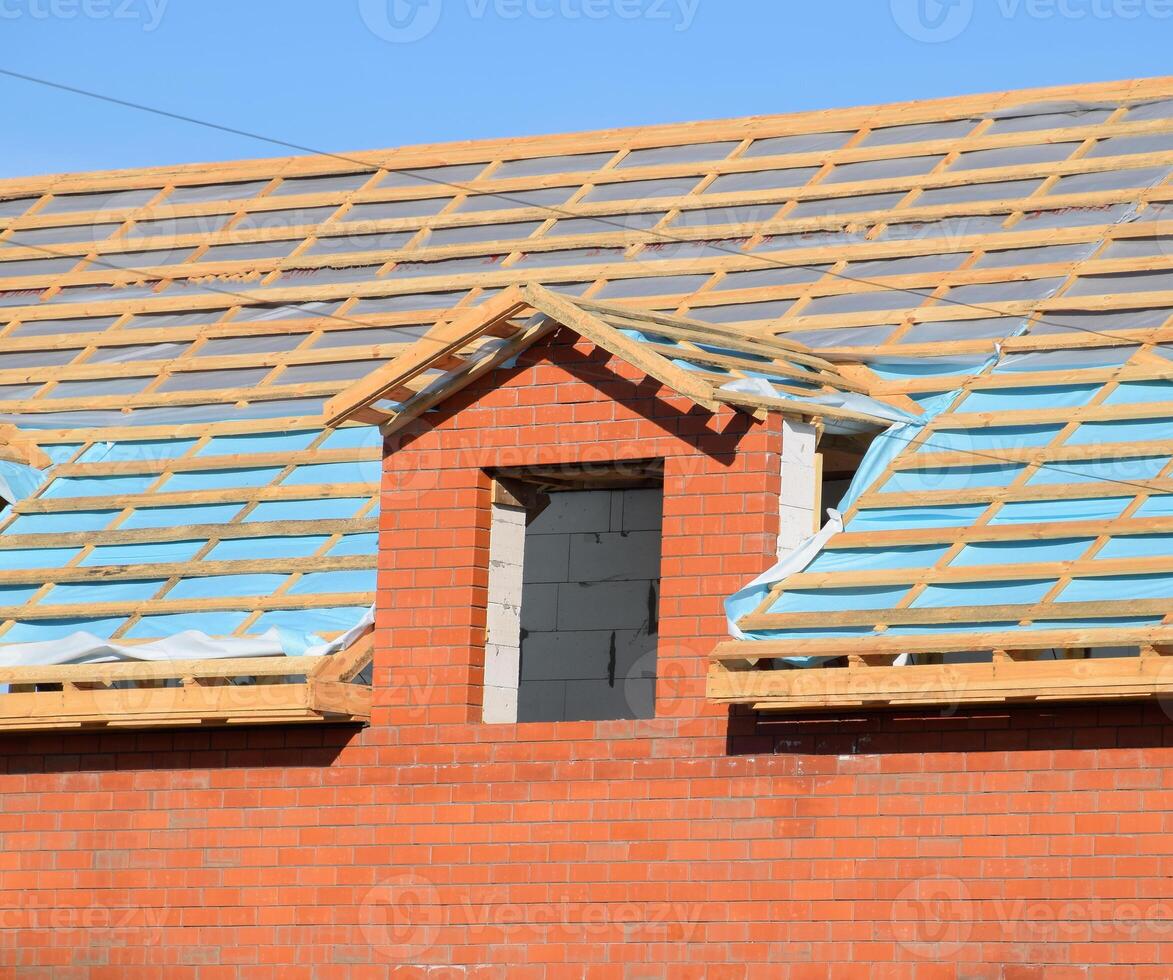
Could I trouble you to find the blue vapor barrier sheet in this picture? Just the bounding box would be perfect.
[723,383,968,653]
[719,311,1173,656]
[0,459,47,504]
[0,425,383,665]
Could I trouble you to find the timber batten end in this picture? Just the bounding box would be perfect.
[0,654,372,733]
[709,639,1173,713]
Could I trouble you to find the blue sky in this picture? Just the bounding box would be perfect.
[0,0,1168,178]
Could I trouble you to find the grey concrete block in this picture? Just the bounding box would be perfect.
[522,531,570,584]
[620,676,657,719]
[527,489,612,535]
[485,601,521,645]
[519,628,630,681]
[521,630,598,682]
[781,418,816,464]
[517,679,567,723]
[567,530,661,582]
[520,583,558,631]
[620,488,663,532]
[520,628,656,682]
[482,682,518,724]
[561,678,646,721]
[484,641,520,689]
[554,580,657,632]
[613,631,657,682]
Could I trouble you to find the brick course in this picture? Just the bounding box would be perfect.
[1,330,1170,977]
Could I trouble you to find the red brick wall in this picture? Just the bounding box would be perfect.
[1,330,1171,978]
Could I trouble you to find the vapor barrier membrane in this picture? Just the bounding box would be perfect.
[985,101,1115,133]
[428,221,541,246]
[618,141,740,168]
[166,180,271,205]
[595,275,712,299]
[275,359,387,384]
[0,460,46,503]
[705,168,821,194]
[272,172,373,196]
[492,154,612,179]
[0,399,326,430]
[727,281,1173,651]
[862,118,978,145]
[1050,166,1170,195]
[0,425,382,665]
[39,188,158,215]
[8,224,119,247]
[198,241,296,262]
[952,143,1079,170]
[0,197,37,218]
[825,155,944,184]
[128,214,230,237]
[551,212,665,236]
[382,162,487,186]
[0,256,81,277]
[0,609,372,666]
[745,132,854,156]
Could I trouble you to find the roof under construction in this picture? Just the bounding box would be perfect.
[0,76,1171,705]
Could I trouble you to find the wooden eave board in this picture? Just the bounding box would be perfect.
[707,644,1173,713]
[0,654,371,731]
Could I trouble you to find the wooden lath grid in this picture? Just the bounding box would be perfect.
[711,305,1173,708]
[0,79,1168,438]
[0,423,381,643]
[0,77,1171,716]
[736,349,1173,632]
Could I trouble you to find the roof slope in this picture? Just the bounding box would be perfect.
[0,76,1171,658]
[730,337,1173,656]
